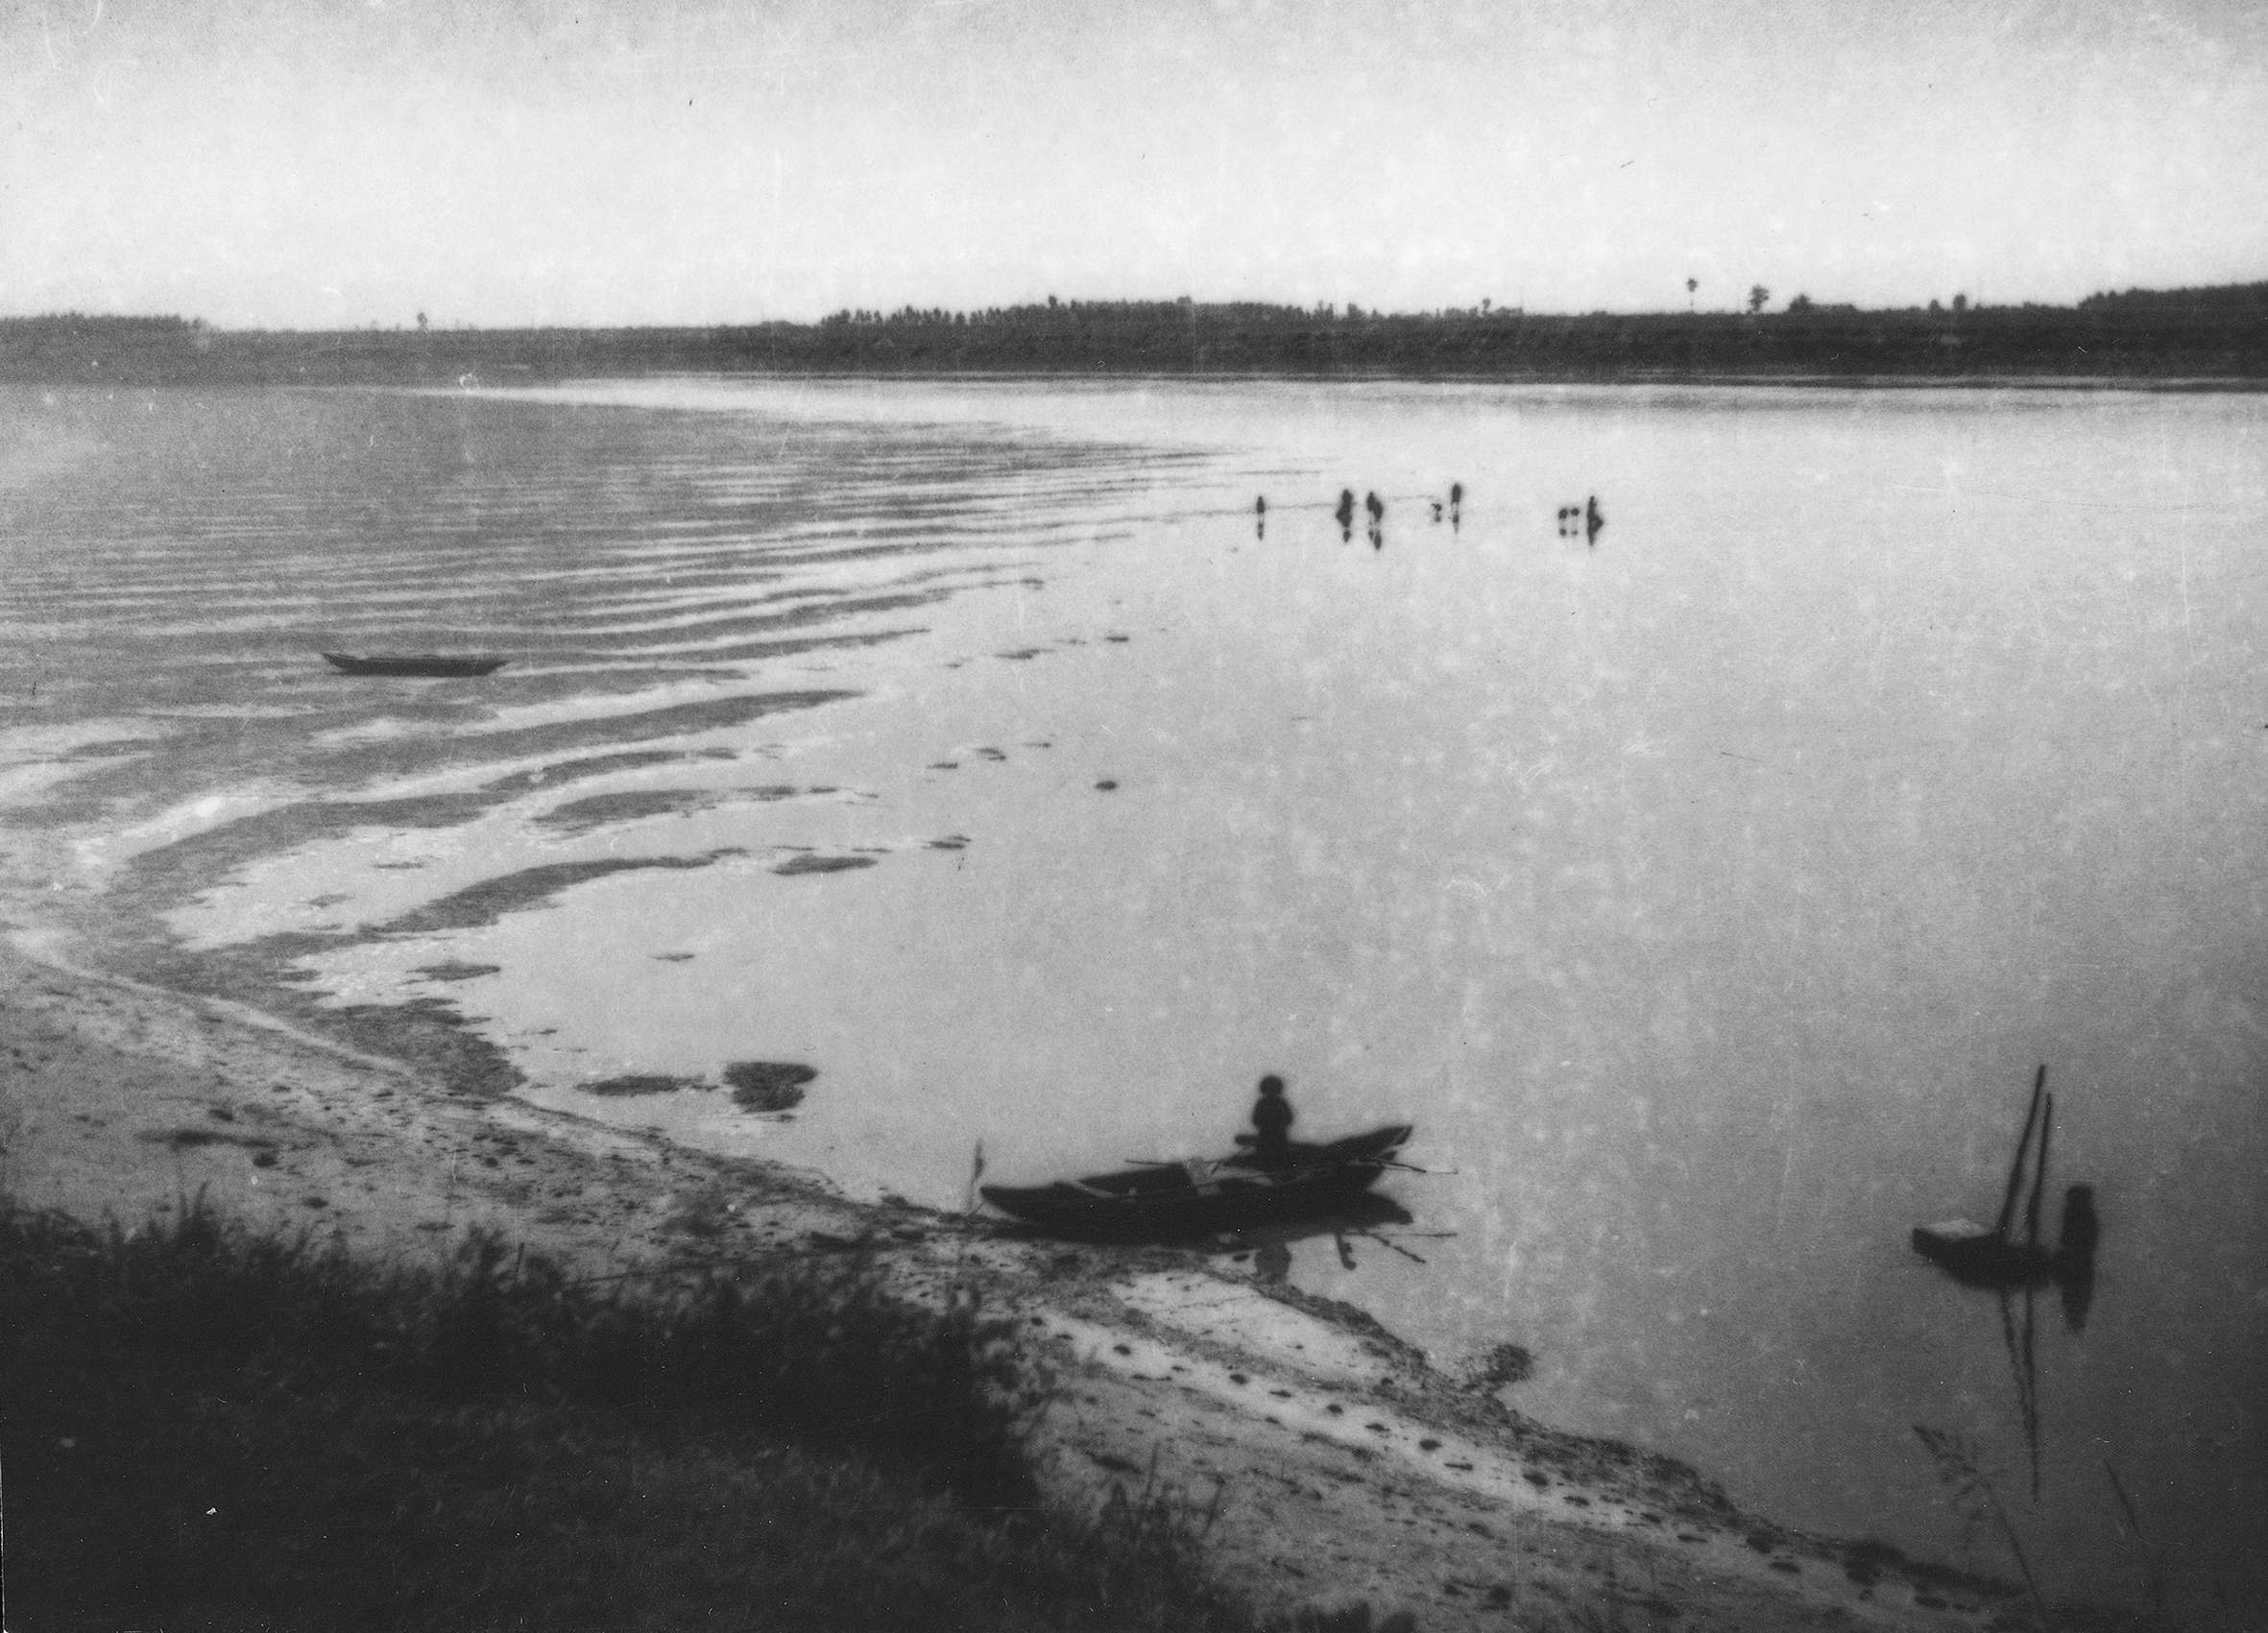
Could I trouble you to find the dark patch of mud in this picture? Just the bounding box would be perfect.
[681,628,920,666]
[1460,1341,1536,1392]
[536,788,718,833]
[773,854,876,877]
[724,1061,814,1113]
[485,748,736,795]
[137,1126,278,1153]
[374,850,744,936]
[324,996,521,1099]
[583,1073,706,1097]
[120,939,526,1101]
[119,793,502,913]
[414,960,502,984]
[316,690,856,788]
[535,783,802,837]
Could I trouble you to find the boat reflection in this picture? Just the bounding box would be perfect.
[1214,1192,1420,1279]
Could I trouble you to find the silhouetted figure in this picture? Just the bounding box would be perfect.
[1556,505,1579,537]
[1584,495,1604,542]
[1431,500,1444,522]
[1336,489,1356,540]
[1247,1073,1294,1168]
[1449,482,1464,531]
[1255,494,1267,540]
[1364,491,1384,524]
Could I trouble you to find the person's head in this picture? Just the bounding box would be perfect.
[1258,1074,1286,1097]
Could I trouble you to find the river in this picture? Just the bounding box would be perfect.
[2,375,2261,1616]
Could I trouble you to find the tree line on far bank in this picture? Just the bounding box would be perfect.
[6,279,2266,387]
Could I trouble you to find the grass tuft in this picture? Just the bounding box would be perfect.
[0,1196,1261,1631]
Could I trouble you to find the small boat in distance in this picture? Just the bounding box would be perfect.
[1912,1066,2097,1327]
[980,1122,1413,1240]
[321,652,509,678]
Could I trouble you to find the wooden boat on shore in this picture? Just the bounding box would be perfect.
[321,652,509,678]
[980,1122,1413,1239]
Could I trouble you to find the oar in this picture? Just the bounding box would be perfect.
[1993,1066,2047,1240]
[2024,1093,2054,1249]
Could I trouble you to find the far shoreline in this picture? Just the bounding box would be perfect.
[8,286,2268,393]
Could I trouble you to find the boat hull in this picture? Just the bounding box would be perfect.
[322,652,509,677]
[1911,1219,2058,1286]
[981,1122,1412,1240]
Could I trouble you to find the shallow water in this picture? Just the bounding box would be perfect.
[2,377,2263,1617]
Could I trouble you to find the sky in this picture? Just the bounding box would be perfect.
[4,0,2266,328]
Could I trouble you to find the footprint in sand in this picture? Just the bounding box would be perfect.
[773,853,879,877]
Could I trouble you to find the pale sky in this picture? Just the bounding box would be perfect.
[5,0,2266,328]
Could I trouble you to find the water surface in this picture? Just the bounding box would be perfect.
[2,377,2261,1618]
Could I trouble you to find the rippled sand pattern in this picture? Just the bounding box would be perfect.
[0,386,1176,935]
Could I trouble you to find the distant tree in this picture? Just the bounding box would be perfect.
[1747,284,1771,315]
[1951,293,1967,313]
[1481,297,1492,315]
[416,311,428,331]
[1787,293,1813,313]
[1929,298,1942,313]
[1686,276,1698,311]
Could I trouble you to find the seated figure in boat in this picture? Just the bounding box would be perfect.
[1244,1073,1295,1168]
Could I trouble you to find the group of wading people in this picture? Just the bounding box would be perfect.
[1254,483,1603,546]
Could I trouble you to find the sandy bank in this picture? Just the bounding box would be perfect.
[0,934,2047,1632]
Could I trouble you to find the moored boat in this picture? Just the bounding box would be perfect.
[980,1122,1413,1239]
[1910,1217,2058,1285]
[321,652,509,677]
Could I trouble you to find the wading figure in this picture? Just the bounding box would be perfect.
[1450,481,1463,528]
[1245,1074,1295,1168]
[1335,489,1356,539]
[1584,494,1604,542]
[1364,491,1384,525]
[1255,495,1267,540]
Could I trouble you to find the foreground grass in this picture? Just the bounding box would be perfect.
[0,1199,1259,1632]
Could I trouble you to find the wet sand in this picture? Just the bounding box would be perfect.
[0,931,2048,1632]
